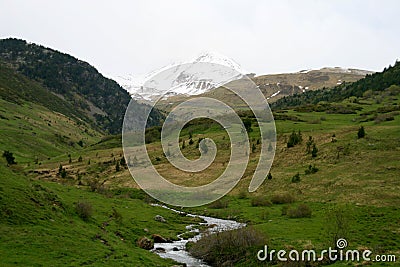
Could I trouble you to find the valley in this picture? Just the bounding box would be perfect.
[0,38,399,266]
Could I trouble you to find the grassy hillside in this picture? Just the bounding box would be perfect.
[0,164,202,266]
[0,69,104,163]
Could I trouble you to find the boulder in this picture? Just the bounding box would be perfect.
[154,247,166,253]
[137,236,154,250]
[152,234,168,243]
[154,215,166,223]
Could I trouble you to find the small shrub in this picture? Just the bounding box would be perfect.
[287,204,312,218]
[291,173,301,183]
[267,172,272,180]
[208,198,229,209]
[251,196,272,207]
[311,144,318,158]
[271,193,295,204]
[238,189,248,199]
[189,138,194,145]
[188,227,267,266]
[2,151,16,165]
[60,168,67,178]
[305,164,319,175]
[78,156,83,162]
[88,179,100,192]
[357,126,365,139]
[115,161,120,172]
[306,136,315,154]
[76,201,93,221]
[287,130,302,148]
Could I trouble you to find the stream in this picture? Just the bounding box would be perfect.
[151,204,246,267]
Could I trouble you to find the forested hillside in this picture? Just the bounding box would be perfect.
[0,38,163,134]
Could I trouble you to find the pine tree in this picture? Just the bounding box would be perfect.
[311,144,318,158]
[116,161,120,172]
[357,126,365,139]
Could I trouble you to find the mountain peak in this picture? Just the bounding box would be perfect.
[113,52,246,102]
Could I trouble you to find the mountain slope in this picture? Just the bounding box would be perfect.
[0,38,162,134]
[252,67,372,101]
[272,61,400,110]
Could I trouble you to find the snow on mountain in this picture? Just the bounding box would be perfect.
[112,52,246,102]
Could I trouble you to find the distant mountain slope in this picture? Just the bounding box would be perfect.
[0,38,162,134]
[272,61,400,110]
[155,66,371,112]
[252,67,373,101]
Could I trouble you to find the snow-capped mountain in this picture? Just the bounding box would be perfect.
[112,52,246,102]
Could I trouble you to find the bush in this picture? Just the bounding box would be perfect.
[271,193,295,204]
[251,196,272,207]
[291,173,301,183]
[238,189,248,199]
[2,151,16,165]
[60,168,67,178]
[188,227,267,266]
[305,164,319,175]
[76,201,93,221]
[287,204,312,218]
[311,144,318,158]
[208,198,229,209]
[287,130,302,148]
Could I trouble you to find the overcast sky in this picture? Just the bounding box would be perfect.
[1,0,399,77]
